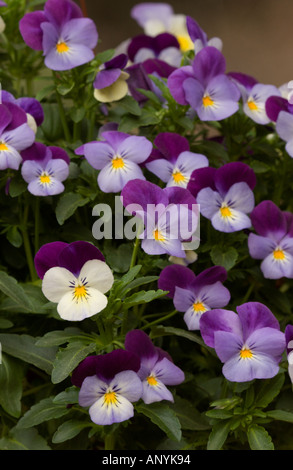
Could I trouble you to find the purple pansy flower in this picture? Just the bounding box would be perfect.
[125,329,184,404]
[19,0,98,71]
[75,131,153,193]
[127,32,181,68]
[285,325,293,383]
[21,142,70,196]
[229,72,281,124]
[34,241,114,321]
[131,3,193,52]
[167,46,240,121]
[93,54,130,103]
[121,179,199,258]
[188,162,256,233]
[248,200,293,279]
[186,15,222,54]
[275,111,293,158]
[71,350,143,425]
[158,265,230,330]
[0,102,35,170]
[200,302,286,382]
[145,132,209,188]
[1,90,44,133]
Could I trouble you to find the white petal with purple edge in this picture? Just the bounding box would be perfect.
[142,379,174,404]
[261,251,293,279]
[184,306,202,330]
[98,160,145,193]
[0,146,22,170]
[212,208,251,232]
[44,43,95,71]
[89,393,134,425]
[222,352,280,382]
[28,178,65,196]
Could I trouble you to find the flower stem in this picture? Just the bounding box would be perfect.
[52,71,71,142]
[141,309,178,330]
[104,432,116,450]
[129,236,140,270]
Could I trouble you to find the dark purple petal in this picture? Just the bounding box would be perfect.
[236,302,280,342]
[16,97,44,126]
[4,102,27,131]
[19,11,46,50]
[163,186,198,212]
[127,34,156,61]
[21,142,49,162]
[153,132,190,163]
[186,16,207,43]
[199,308,242,348]
[34,241,69,279]
[101,130,129,152]
[250,200,287,240]
[126,63,154,103]
[125,329,157,361]
[228,72,258,91]
[167,65,194,105]
[105,53,128,70]
[214,162,256,196]
[265,96,292,122]
[57,241,105,276]
[44,0,83,29]
[142,58,176,77]
[121,179,168,214]
[49,146,70,164]
[71,355,99,387]
[158,264,196,298]
[187,166,217,198]
[0,104,12,135]
[285,324,293,354]
[191,46,226,86]
[192,266,227,291]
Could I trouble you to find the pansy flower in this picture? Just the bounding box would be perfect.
[285,325,293,383]
[1,90,44,133]
[200,302,286,382]
[131,2,194,52]
[188,162,256,232]
[145,132,208,188]
[75,131,153,193]
[21,142,70,196]
[121,179,199,258]
[93,54,130,104]
[127,32,181,68]
[248,200,293,279]
[19,0,98,71]
[125,329,185,404]
[186,15,222,54]
[0,102,35,171]
[71,350,143,425]
[34,241,114,321]
[229,72,281,124]
[167,46,240,121]
[158,265,230,330]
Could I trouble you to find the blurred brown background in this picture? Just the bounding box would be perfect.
[78,0,293,87]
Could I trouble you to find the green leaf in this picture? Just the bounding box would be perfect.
[210,245,238,271]
[36,327,84,347]
[247,424,274,450]
[53,387,79,405]
[6,226,23,248]
[150,326,208,349]
[265,409,293,423]
[35,84,55,102]
[207,419,232,450]
[170,397,210,431]
[136,402,182,442]
[57,82,74,96]
[51,341,96,384]
[17,397,70,429]
[38,103,63,141]
[55,192,90,225]
[0,334,57,375]
[119,95,142,116]
[254,373,285,409]
[0,271,34,312]
[0,428,51,450]
[52,420,92,444]
[0,353,24,418]
[124,289,166,307]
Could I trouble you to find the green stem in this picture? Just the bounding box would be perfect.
[34,197,40,255]
[129,236,140,270]
[104,433,116,450]
[52,72,71,142]
[141,309,178,331]
[21,199,37,282]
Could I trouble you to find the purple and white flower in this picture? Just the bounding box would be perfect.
[71,350,143,425]
[158,265,230,330]
[127,32,181,68]
[34,241,114,321]
[200,302,286,382]
[125,329,184,404]
[21,142,70,196]
[19,0,98,71]
[167,46,240,121]
[0,102,35,171]
[93,54,130,103]
[248,200,293,279]
[145,132,209,188]
[1,90,44,133]
[75,131,153,193]
[186,15,222,54]
[285,325,293,383]
[188,162,256,232]
[121,179,199,258]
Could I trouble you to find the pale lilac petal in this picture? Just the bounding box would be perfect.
[276,111,293,143]
[167,65,194,105]
[2,123,35,151]
[222,351,280,382]
[117,135,153,163]
[196,187,222,219]
[131,3,173,30]
[109,370,143,402]
[176,150,209,174]
[61,17,98,49]
[214,330,242,362]
[173,286,195,312]
[197,282,231,308]
[261,252,293,279]
[0,147,22,170]
[236,302,280,338]
[246,327,285,358]
[145,158,174,182]
[28,178,65,196]
[44,42,95,71]
[76,141,114,170]
[98,160,145,193]
[211,208,252,232]
[89,394,134,425]
[199,308,242,348]
[152,357,184,385]
[142,379,174,404]
[248,233,275,259]
[78,375,106,407]
[223,182,255,214]
[184,306,202,330]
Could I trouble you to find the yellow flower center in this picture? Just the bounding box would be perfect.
[239,347,253,359]
[56,41,69,54]
[220,205,232,218]
[176,34,194,52]
[202,95,214,107]
[146,375,158,386]
[111,156,125,170]
[153,229,165,241]
[273,248,285,260]
[0,142,8,151]
[73,284,88,301]
[104,391,118,406]
[172,170,186,184]
[247,99,258,111]
[192,301,206,313]
[39,173,51,184]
